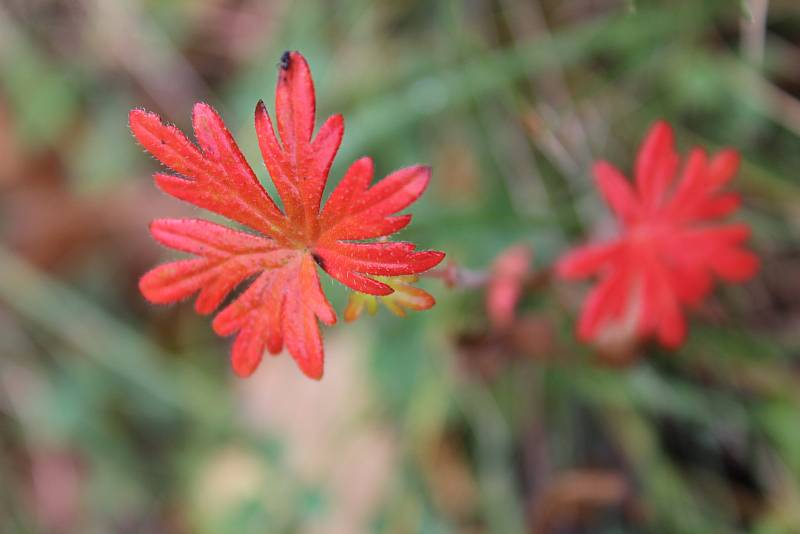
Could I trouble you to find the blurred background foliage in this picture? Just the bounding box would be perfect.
[1,0,800,532]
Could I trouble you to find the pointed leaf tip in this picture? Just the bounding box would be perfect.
[280,50,292,70]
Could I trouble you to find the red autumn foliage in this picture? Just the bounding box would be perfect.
[131,51,444,379]
[557,121,758,349]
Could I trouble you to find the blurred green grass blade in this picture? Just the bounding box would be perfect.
[0,10,81,148]
[0,246,183,411]
[607,404,732,531]
[340,3,722,158]
[453,379,527,533]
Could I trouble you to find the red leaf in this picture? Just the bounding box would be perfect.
[558,121,758,351]
[320,163,430,240]
[139,219,289,315]
[132,51,444,379]
[130,108,286,239]
[594,161,639,226]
